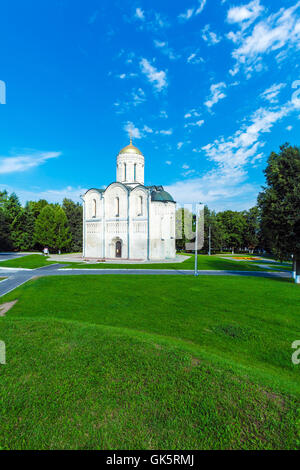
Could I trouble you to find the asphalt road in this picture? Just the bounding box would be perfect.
[0,252,28,263]
[0,265,291,298]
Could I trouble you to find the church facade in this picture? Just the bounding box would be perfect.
[82,139,176,260]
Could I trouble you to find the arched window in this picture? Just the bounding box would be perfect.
[115,197,120,217]
[138,195,143,216]
[92,199,97,218]
[134,163,137,181]
[124,163,127,181]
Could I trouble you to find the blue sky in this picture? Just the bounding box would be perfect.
[0,0,300,211]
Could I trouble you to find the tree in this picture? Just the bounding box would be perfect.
[3,192,22,225]
[0,208,12,251]
[62,198,82,252]
[26,199,48,219]
[217,210,246,254]
[11,206,35,251]
[258,144,300,283]
[203,206,227,253]
[53,206,72,253]
[242,207,260,253]
[34,205,56,251]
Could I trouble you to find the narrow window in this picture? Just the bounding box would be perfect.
[92,199,96,218]
[139,195,143,216]
[115,197,120,217]
[124,163,127,181]
[134,163,137,181]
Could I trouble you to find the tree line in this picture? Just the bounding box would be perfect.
[0,193,82,253]
[177,144,300,272]
[176,205,261,254]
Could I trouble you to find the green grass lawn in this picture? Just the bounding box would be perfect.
[0,254,56,269]
[0,253,292,272]
[0,275,299,449]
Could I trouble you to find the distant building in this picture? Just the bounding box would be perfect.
[82,139,176,260]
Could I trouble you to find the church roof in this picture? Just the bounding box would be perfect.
[118,137,143,156]
[150,188,175,202]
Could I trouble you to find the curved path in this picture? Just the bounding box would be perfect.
[0,264,291,298]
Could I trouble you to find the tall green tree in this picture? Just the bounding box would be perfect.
[10,206,36,251]
[26,199,48,219]
[34,205,56,251]
[242,207,260,253]
[53,206,72,253]
[203,206,227,253]
[217,210,246,254]
[3,192,22,225]
[258,144,300,283]
[0,208,12,251]
[62,198,82,252]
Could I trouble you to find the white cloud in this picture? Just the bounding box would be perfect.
[117,72,137,80]
[179,8,194,21]
[184,109,201,119]
[260,83,286,103]
[286,125,293,131]
[182,164,190,169]
[0,185,88,205]
[123,122,156,139]
[178,0,207,21]
[131,87,146,106]
[153,40,179,60]
[168,100,298,210]
[177,142,184,150]
[135,8,145,21]
[158,129,173,135]
[143,125,153,133]
[202,24,222,45]
[196,0,207,15]
[165,160,172,165]
[165,169,258,211]
[227,0,264,28]
[140,58,168,91]
[184,119,205,128]
[205,82,227,109]
[124,121,142,139]
[0,151,61,174]
[159,110,168,118]
[187,52,205,64]
[201,104,292,170]
[228,2,300,76]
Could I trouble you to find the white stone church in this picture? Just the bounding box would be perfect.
[82,139,176,260]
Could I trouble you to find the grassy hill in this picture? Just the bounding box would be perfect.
[0,275,299,449]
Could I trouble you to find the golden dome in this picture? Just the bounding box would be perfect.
[119,137,143,156]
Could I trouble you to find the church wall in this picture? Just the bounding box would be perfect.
[83,190,104,258]
[129,188,148,259]
[149,201,176,260]
[104,184,129,258]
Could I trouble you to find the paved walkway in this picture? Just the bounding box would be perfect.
[0,264,291,298]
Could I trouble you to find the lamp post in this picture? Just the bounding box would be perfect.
[208,225,211,256]
[194,206,199,277]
